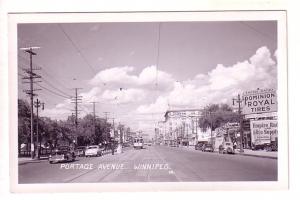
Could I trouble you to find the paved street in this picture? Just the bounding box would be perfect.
[19,145,277,183]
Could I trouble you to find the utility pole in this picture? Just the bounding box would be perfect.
[104,112,109,142]
[233,94,244,153]
[20,47,41,159]
[91,102,98,135]
[71,88,82,145]
[34,99,44,159]
[209,111,213,145]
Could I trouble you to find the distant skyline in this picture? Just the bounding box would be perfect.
[18,21,277,135]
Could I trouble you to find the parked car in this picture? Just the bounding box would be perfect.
[49,146,75,164]
[251,143,268,150]
[85,145,103,157]
[202,144,214,152]
[218,142,235,154]
[75,146,86,157]
[195,141,208,150]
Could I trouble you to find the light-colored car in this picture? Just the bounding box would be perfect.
[85,145,103,157]
[218,142,235,154]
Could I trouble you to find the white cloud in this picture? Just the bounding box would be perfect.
[137,96,168,114]
[89,65,174,91]
[137,46,277,114]
[101,88,146,104]
[41,99,73,120]
[89,66,137,86]
[80,87,102,102]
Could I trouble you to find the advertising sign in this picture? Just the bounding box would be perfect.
[250,120,278,145]
[242,88,277,115]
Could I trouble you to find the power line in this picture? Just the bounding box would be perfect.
[41,77,73,98]
[57,24,96,74]
[36,83,70,99]
[239,21,276,42]
[18,54,72,91]
[155,22,162,88]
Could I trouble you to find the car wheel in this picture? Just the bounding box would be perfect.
[49,161,53,164]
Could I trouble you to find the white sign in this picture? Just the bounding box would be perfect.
[250,120,278,145]
[242,88,277,115]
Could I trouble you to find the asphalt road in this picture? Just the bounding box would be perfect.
[18,145,277,183]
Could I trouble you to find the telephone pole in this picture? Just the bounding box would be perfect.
[20,47,41,159]
[91,102,98,135]
[104,112,109,142]
[71,88,82,145]
[34,99,44,159]
[233,94,244,153]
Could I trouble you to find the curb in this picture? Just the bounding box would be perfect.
[175,146,277,159]
[236,152,277,159]
[18,157,49,165]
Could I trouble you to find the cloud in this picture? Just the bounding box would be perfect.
[80,87,102,102]
[101,88,146,104]
[41,99,73,120]
[89,65,174,91]
[137,46,277,114]
[137,96,168,114]
[89,66,137,86]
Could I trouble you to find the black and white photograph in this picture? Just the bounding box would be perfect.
[8,11,288,191]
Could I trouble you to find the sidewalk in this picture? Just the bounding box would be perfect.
[18,156,49,165]
[237,149,277,159]
[178,145,277,159]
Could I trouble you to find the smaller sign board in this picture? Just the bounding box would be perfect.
[250,120,278,145]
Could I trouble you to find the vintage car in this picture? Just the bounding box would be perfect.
[49,146,76,164]
[75,146,87,157]
[202,143,214,152]
[218,142,235,154]
[195,141,208,150]
[85,145,103,157]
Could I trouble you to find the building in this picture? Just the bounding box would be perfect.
[163,109,203,146]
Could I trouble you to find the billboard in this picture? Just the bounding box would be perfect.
[242,88,277,115]
[250,120,278,145]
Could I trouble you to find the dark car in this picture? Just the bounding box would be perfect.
[75,146,86,157]
[202,144,214,152]
[49,146,76,164]
[195,141,208,150]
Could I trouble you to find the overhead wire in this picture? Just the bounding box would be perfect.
[36,83,71,99]
[57,24,97,74]
[239,21,276,42]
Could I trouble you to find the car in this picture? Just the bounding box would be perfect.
[75,146,86,157]
[195,141,208,150]
[85,145,103,157]
[49,146,76,164]
[202,144,214,152]
[218,142,235,154]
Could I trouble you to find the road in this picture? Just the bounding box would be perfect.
[18,145,277,183]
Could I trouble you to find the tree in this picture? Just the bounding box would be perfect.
[18,99,31,154]
[198,103,240,132]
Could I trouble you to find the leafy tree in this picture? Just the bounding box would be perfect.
[18,99,31,154]
[198,103,240,132]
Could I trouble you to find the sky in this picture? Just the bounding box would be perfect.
[18,21,277,136]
